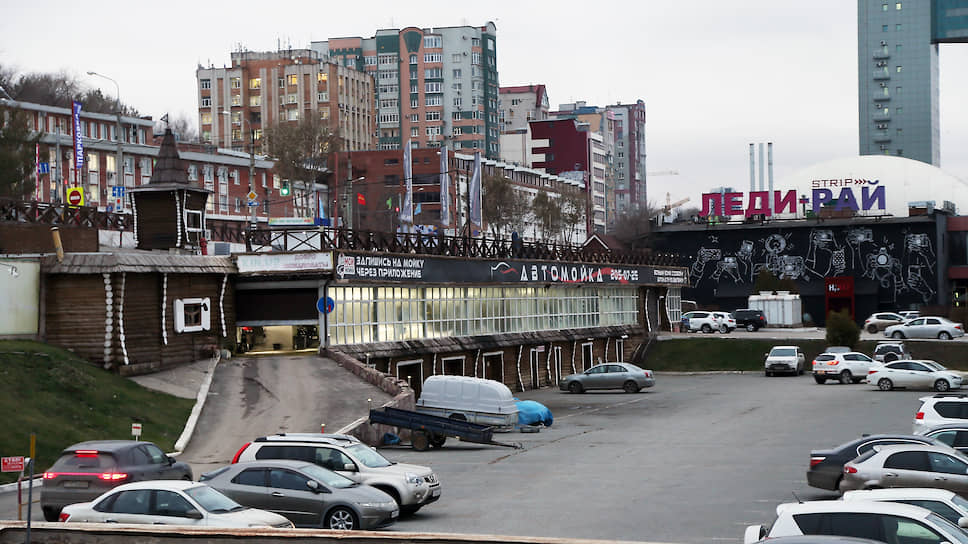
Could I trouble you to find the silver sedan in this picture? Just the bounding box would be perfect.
[884,316,965,340]
[840,443,968,495]
[558,362,655,394]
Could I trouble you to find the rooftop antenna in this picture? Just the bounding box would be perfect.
[791,491,803,504]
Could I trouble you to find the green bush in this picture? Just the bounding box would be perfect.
[826,309,860,348]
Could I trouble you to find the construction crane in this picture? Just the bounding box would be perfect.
[651,192,691,221]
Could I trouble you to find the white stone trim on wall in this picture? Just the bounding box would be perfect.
[119,272,129,365]
[103,273,113,368]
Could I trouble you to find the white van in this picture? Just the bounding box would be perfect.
[415,376,519,431]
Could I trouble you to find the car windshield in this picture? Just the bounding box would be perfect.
[953,494,968,513]
[185,485,245,513]
[926,512,968,544]
[771,349,797,357]
[345,443,392,468]
[296,463,356,488]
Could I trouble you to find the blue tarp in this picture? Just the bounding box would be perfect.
[515,400,553,427]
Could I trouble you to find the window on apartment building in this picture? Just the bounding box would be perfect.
[426,95,442,106]
[896,65,902,72]
[410,98,419,108]
[882,24,888,32]
[200,79,211,90]
[453,127,462,136]
[471,52,481,65]
[454,97,462,108]
[410,83,418,93]
[230,77,241,88]
[423,35,442,49]
[425,82,441,93]
[318,92,329,102]
[411,127,419,137]
[201,97,211,107]
[426,111,441,121]
[234,197,241,213]
[287,109,299,121]
[453,111,462,120]
[231,95,241,106]
[201,112,212,125]
[410,69,418,81]
[451,54,462,63]
[364,56,376,66]
[188,165,198,181]
[253,128,263,139]
[379,54,396,66]
[897,2,902,9]
[249,95,261,107]
[249,78,261,89]
[379,71,398,81]
[424,53,441,63]
[896,23,902,31]
[284,94,295,104]
[231,128,241,141]
[288,74,298,85]
[426,67,442,79]
[231,170,239,185]
[318,72,329,83]
[408,54,418,65]
[201,130,211,143]
[278,77,285,88]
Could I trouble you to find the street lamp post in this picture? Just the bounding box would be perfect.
[87,72,123,204]
[221,111,257,230]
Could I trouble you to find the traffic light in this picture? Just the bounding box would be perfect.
[280,180,290,196]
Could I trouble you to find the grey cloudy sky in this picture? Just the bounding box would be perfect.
[3,0,967,207]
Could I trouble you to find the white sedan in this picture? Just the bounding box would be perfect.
[884,316,965,340]
[60,480,293,527]
[866,360,963,392]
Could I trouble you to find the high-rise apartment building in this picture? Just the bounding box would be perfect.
[857,0,968,165]
[607,101,647,216]
[196,49,374,154]
[311,22,500,158]
[551,102,615,233]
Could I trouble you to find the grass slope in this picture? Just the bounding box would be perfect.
[0,340,193,484]
[646,337,968,372]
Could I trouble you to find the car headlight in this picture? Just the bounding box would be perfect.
[356,500,395,508]
[405,472,423,485]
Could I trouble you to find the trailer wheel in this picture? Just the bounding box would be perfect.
[429,432,447,448]
[411,430,430,451]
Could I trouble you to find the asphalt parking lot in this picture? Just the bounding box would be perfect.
[382,372,934,543]
[0,371,942,544]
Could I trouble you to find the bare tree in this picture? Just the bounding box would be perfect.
[531,191,562,241]
[264,116,340,186]
[158,113,198,143]
[482,173,529,237]
[557,185,587,243]
[611,203,659,249]
[0,65,138,115]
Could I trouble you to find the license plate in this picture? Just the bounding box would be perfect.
[391,509,399,518]
[431,487,441,497]
[63,481,89,489]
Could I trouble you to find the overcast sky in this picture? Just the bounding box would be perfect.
[3,0,967,207]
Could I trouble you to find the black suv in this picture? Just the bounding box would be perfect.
[732,309,767,331]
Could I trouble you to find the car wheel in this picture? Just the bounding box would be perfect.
[701,324,712,333]
[867,324,878,333]
[719,324,730,334]
[411,430,430,451]
[568,381,583,394]
[623,380,640,393]
[429,432,447,448]
[814,375,827,384]
[798,364,804,376]
[42,507,60,522]
[878,378,894,391]
[939,331,952,340]
[325,506,358,530]
[765,370,772,377]
[839,370,853,385]
[746,324,756,332]
[935,379,951,392]
[892,331,905,339]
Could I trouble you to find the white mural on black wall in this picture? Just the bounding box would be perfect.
[686,226,937,304]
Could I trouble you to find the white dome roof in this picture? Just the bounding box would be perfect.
[775,155,968,217]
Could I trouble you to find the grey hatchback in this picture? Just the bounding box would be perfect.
[558,362,655,394]
[41,440,193,521]
[200,459,398,530]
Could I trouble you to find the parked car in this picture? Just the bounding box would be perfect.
[824,346,852,354]
[807,434,941,492]
[873,341,911,363]
[200,460,398,529]
[41,440,193,522]
[921,423,968,454]
[813,352,875,384]
[743,499,968,544]
[914,394,968,434]
[764,346,805,377]
[840,443,968,497]
[559,362,655,394]
[712,311,737,333]
[231,433,440,514]
[863,312,908,334]
[842,488,968,527]
[884,316,965,340]
[867,361,963,392]
[899,311,921,320]
[416,375,518,430]
[684,311,728,333]
[59,480,293,527]
[732,308,768,332]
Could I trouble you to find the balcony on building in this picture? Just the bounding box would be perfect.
[873,111,891,122]
[873,131,892,143]
[873,48,890,60]
[873,68,890,80]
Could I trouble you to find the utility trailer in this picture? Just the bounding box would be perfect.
[369,407,521,451]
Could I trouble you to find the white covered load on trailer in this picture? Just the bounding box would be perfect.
[415,376,519,431]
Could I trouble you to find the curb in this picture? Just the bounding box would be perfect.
[0,476,40,494]
[171,352,221,456]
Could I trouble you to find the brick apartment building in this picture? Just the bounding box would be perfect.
[312,22,500,159]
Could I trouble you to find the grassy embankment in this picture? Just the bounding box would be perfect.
[0,340,193,485]
[646,337,968,372]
